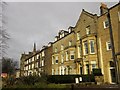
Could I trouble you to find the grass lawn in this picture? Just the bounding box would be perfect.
[2,82,71,89]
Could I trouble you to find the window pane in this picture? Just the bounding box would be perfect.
[103,20,109,28]
[106,41,111,50]
[77,32,80,40]
[84,41,88,55]
[86,26,90,35]
[71,55,74,59]
[66,51,68,61]
[70,51,74,60]
[61,45,64,50]
[55,56,58,64]
[69,41,72,46]
[90,40,95,53]
[118,12,120,21]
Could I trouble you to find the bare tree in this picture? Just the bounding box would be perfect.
[0,1,9,87]
[0,1,9,59]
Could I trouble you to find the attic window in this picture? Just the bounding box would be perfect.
[68,28,72,33]
[55,37,58,41]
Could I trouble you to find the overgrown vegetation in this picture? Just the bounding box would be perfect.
[2,75,70,89]
[2,57,18,75]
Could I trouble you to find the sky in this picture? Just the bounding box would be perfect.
[3,2,118,65]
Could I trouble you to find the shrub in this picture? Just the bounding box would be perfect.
[93,69,102,76]
[47,75,95,84]
[16,75,47,85]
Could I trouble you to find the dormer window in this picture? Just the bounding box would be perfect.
[86,26,90,35]
[68,28,72,33]
[68,26,73,33]
[55,36,58,41]
[60,34,62,38]
[62,33,64,37]
[48,42,52,47]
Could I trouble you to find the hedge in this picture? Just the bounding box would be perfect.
[47,75,95,84]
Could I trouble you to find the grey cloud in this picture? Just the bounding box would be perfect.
[4,2,117,63]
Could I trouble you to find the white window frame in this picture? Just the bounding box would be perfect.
[66,51,69,61]
[77,46,81,58]
[55,37,57,41]
[32,57,34,62]
[29,65,31,70]
[106,41,111,51]
[118,11,120,21]
[77,32,80,40]
[86,27,90,35]
[61,44,64,50]
[27,60,28,64]
[42,51,45,57]
[61,55,64,63]
[52,69,54,75]
[91,61,97,71]
[89,40,95,54]
[52,56,55,64]
[32,63,34,69]
[68,28,71,33]
[37,54,39,59]
[62,33,64,37]
[41,60,44,66]
[60,34,62,38]
[26,66,28,70]
[61,66,65,75]
[103,20,109,29]
[85,62,89,74]
[29,59,31,63]
[69,41,72,46]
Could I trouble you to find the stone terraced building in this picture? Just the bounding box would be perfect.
[20,3,120,84]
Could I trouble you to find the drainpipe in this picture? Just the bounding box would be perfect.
[107,10,119,84]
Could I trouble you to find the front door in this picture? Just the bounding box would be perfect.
[109,61,116,83]
[110,68,116,83]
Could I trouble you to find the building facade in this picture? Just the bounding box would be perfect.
[20,43,53,76]
[20,2,120,84]
[97,3,120,83]
[52,28,76,75]
[74,9,98,75]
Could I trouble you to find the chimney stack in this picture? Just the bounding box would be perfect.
[100,3,108,15]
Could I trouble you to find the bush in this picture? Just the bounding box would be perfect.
[47,75,95,84]
[93,69,102,76]
[15,75,47,85]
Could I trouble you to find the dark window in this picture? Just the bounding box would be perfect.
[56,60,58,64]
[71,55,74,60]
[84,41,88,55]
